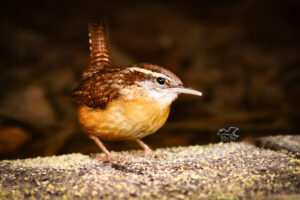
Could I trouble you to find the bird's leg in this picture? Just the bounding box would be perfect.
[136,139,155,157]
[89,135,114,162]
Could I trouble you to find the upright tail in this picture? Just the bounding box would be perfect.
[83,17,111,79]
[89,18,110,66]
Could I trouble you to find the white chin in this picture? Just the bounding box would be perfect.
[147,89,178,106]
[139,81,179,105]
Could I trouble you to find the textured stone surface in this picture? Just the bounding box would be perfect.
[0,140,299,200]
[256,135,300,157]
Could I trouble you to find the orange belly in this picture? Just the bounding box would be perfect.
[78,96,170,141]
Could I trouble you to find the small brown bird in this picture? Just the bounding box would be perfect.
[72,18,202,161]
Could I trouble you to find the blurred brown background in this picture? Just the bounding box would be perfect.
[0,0,299,159]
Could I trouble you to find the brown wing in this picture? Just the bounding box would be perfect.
[72,68,123,109]
[83,17,111,79]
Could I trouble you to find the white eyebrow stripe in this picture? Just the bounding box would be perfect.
[127,67,171,81]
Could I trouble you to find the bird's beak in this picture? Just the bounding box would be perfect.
[168,87,202,96]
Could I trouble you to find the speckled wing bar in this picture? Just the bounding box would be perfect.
[72,68,123,109]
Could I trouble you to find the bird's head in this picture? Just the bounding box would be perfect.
[122,63,202,105]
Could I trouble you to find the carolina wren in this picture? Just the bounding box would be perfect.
[72,18,202,161]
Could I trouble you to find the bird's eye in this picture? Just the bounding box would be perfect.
[156,77,165,85]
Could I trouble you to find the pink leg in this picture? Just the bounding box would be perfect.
[136,139,154,157]
[89,135,114,162]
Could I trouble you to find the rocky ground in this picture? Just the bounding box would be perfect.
[0,135,299,200]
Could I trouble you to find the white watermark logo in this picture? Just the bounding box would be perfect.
[217,127,239,142]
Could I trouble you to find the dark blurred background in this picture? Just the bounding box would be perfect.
[0,0,299,159]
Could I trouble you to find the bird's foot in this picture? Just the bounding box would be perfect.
[92,153,134,163]
[92,153,115,162]
[144,148,156,158]
[130,150,161,158]
[134,138,162,158]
